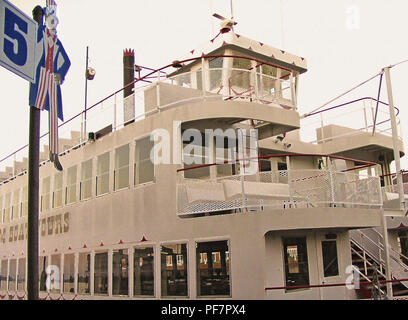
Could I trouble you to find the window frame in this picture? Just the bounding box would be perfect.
[114,144,130,191]
[134,136,155,186]
[196,239,231,297]
[160,242,189,298]
[282,236,310,291]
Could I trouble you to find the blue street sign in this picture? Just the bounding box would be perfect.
[0,0,37,82]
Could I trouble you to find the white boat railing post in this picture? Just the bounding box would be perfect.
[384,67,405,212]
[113,93,117,131]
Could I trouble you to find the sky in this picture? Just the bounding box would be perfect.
[1,0,408,171]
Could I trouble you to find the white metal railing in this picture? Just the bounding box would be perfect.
[350,228,408,289]
[168,68,295,109]
[382,182,408,195]
[176,169,382,216]
[300,97,402,145]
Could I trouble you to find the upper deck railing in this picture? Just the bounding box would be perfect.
[176,153,382,216]
[300,97,402,144]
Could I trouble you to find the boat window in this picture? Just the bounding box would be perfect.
[17,258,25,292]
[134,246,154,296]
[397,231,408,265]
[21,186,28,217]
[53,172,63,208]
[0,196,3,223]
[112,249,129,296]
[321,240,339,277]
[94,251,108,295]
[8,259,16,291]
[77,252,90,294]
[0,260,7,291]
[63,253,75,294]
[209,57,223,92]
[65,165,78,204]
[216,136,239,177]
[50,254,61,293]
[195,69,203,91]
[40,177,50,213]
[96,152,110,196]
[80,159,93,200]
[114,144,130,191]
[39,255,48,292]
[161,243,188,297]
[11,190,19,221]
[3,193,10,223]
[257,64,278,98]
[230,57,252,93]
[283,237,310,290]
[182,130,210,179]
[196,240,230,296]
[134,137,154,185]
[260,160,271,172]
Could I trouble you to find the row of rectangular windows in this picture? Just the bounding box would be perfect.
[0,137,154,224]
[0,240,230,297]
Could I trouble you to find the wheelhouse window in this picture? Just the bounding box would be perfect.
[322,240,339,277]
[53,172,63,208]
[77,252,90,294]
[209,57,223,92]
[134,247,154,296]
[96,152,110,196]
[196,240,230,296]
[283,237,310,290]
[8,259,16,291]
[114,144,130,191]
[0,260,7,291]
[230,57,252,91]
[134,137,154,185]
[17,258,25,292]
[94,251,108,295]
[161,243,188,297]
[63,253,75,293]
[80,159,93,200]
[66,165,78,204]
[112,249,129,296]
[41,176,51,212]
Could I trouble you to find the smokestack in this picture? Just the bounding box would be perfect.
[123,49,135,125]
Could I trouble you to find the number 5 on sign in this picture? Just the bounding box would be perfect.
[0,0,37,82]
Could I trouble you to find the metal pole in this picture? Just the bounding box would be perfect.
[381,210,393,299]
[84,46,89,139]
[27,106,40,300]
[384,67,405,211]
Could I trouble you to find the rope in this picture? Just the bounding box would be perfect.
[302,71,383,118]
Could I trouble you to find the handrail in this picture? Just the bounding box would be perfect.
[177,152,378,173]
[352,228,408,275]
